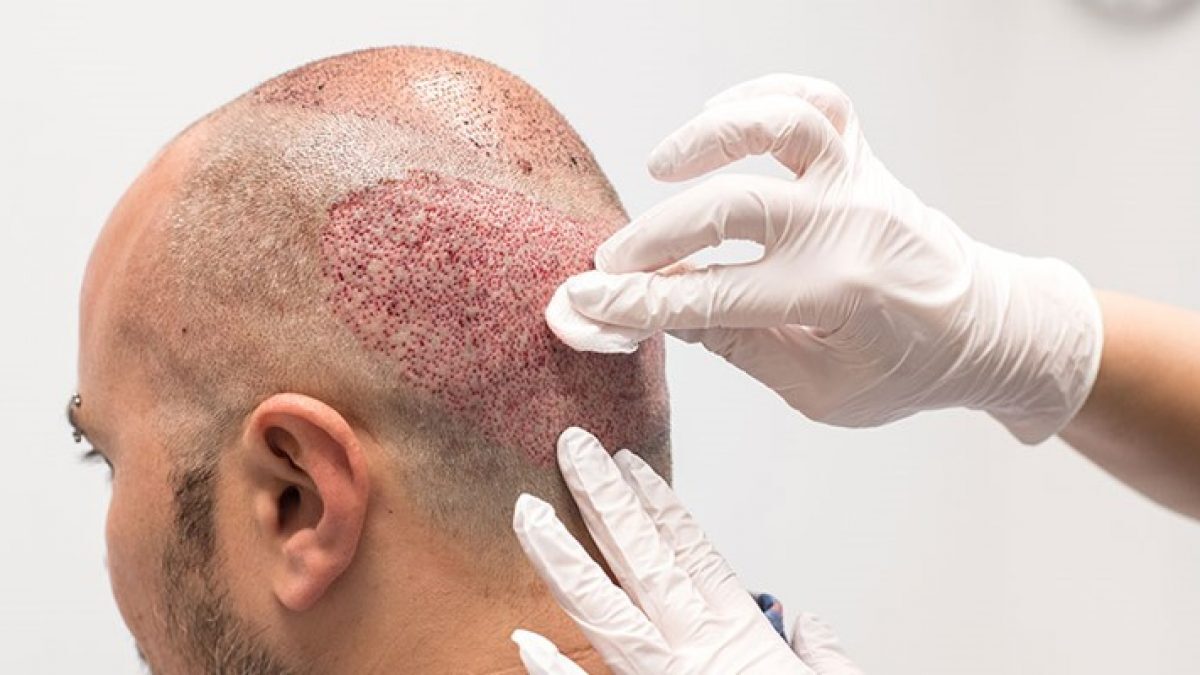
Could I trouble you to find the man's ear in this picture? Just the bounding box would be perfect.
[241,393,370,612]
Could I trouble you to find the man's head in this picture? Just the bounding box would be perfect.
[74,47,669,673]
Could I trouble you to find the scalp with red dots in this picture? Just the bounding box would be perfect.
[157,47,669,478]
[321,169,667,466]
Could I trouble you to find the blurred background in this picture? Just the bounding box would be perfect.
[2,0,1198,672]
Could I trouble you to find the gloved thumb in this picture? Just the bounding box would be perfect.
[790,613,864,675]
[511,629,590,675]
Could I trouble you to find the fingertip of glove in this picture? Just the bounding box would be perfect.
[510,628,558,663]
[556,426,605,469]
[647,152,676,181]
[648,150,695,183]
[791,611,841,651]
[613,450,663,500]
[513,492,554,531]
[611,450,647,492]
[557,425,592,447]
[509,628,538,647]
[611,448,647,475]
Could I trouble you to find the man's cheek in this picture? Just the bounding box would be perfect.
[105,481,166,652]
[105,491,141,632]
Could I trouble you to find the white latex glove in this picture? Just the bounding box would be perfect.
[547,74,1103,443]
[513,616,863,675]
[511,629,589,675]
[790,613,863,675]
[511,426,861,674]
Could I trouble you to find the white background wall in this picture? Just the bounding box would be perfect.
[3,1,1198,672]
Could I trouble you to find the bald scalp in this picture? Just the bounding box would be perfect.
[122,47,669,545]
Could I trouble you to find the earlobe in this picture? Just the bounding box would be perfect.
[244,394,370,613]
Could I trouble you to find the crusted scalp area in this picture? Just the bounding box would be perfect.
[322,170,665,465]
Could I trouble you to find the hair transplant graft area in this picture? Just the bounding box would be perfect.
[322,169,664,465]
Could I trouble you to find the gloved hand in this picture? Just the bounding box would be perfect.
[510,427,862,674]
[547,74,1104,443]
[512,616,862,675]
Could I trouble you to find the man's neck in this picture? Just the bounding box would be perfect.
[363,588,608,674]
[303,493,613,674]
[313,539,609,674]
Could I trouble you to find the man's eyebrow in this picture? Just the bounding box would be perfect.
[66,393,86,443]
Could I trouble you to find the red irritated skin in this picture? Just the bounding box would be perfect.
[321,170,667,466]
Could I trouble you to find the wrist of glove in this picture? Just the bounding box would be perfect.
[964,242,1104,442]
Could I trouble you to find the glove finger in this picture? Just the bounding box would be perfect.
[791,613,864,675]
[555,427,715,646]
[512,493,671,673]
[703,73,852,135]
[594,172,792,274]
[611,449,762,617]
[647,96,846,182]
[566,261,844,333]
[511,630,591,675]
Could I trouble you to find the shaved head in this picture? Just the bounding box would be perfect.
[133,46,669,531]
[81,46,669,672]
